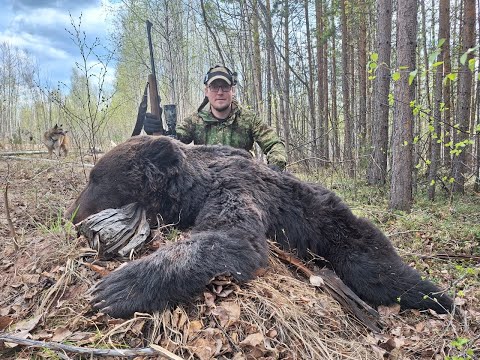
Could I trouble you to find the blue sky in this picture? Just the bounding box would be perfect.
[0,0,117,89]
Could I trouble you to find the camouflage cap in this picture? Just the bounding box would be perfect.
[204,65,237,85]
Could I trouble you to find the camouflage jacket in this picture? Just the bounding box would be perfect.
[177,101,287,169]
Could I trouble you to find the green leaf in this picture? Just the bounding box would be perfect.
[428,50,440,64]
[437,38,446,48]
[388,93,394,106]
[432,61,444,68]
[443,72,457,85]
[403,140,408,146]
[408,70,417,85]
[369,62,377,70]
[460,52,468,65]
[368,75,376,80]
[399,65,409,70]
[392,72,400,81]
[370,52,378,62]
[468,58,476,72]
[430,179,435,186]
[450,337,469,350]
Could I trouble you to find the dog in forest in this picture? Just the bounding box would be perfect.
[44,124,70,157]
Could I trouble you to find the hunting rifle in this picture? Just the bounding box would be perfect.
[132,20,176,137]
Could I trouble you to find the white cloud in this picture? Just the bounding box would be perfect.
[0,0,117,88]
[0,30,70,60]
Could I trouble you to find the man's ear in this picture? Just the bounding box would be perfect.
[142,136,185,169]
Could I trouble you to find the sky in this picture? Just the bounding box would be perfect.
[0,0,118,90]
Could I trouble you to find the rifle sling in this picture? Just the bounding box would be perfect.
[131,83,149,137]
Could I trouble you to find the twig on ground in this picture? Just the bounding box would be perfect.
[3,164,19,250]
[269,241,382,332]
[0,333,183,359]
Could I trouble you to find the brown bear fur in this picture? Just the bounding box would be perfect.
[66,136,453,318]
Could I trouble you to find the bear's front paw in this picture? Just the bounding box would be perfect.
[90,261,163,318]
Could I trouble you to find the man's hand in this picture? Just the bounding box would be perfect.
[144,112,163,135]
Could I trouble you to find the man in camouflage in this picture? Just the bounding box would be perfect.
[144,65,287,171]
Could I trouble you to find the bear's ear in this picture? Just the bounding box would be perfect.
[141,136,185,169]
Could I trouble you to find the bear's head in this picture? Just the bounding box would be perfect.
[66,136,185,224]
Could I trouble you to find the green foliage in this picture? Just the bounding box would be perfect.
[388,93,394,106]
[408,70,417,85]
[468,58,476,72]
[367,52,378,80]
[445,337,475,360]
[459,45,479,66]
[444,73,457,85]
[428,49,441,65]
[437,38,446,48]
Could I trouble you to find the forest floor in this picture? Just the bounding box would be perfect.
[0,149,479,360]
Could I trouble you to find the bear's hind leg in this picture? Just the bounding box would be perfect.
[327,217,453,313]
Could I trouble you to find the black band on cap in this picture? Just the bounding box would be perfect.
[205,71,233,84]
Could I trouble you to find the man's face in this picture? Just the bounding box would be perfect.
[205,79,234,112]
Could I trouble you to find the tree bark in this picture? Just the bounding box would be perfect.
[330,11,340,162]
[452,0,475,193]
[305,0,317,164]
[358,0,367,151]
[389,0,417,211]
[252,0,263,112]
[441,0,453,169]
[367,0,392,185]
[428,0,449,200]
[315,0,325,164]
[282,0,291,160]
[340,0,353,176]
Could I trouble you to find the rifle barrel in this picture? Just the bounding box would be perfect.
[146,20,156,79]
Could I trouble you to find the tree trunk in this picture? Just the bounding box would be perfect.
[428,0,448,201]
[322,17,330,163]
[358,0,367,152]
[340,0,353,176]
[305,0,316,164]
[440,0,452,170]
[282,0,291,160]
[315,0,325,164]
[389,0,417,211]
[367,0,392,185]
[331,11,340,162]
[265,0,273,127]
[452,0,475,193]
[428,43,444,201]
[252,0,263,112]
[474,0,480,192]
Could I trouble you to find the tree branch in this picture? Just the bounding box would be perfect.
[0,333,183,359]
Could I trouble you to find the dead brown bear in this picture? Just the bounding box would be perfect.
[66,135,453,318]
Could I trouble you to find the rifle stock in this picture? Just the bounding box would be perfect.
[147,73,161,119]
